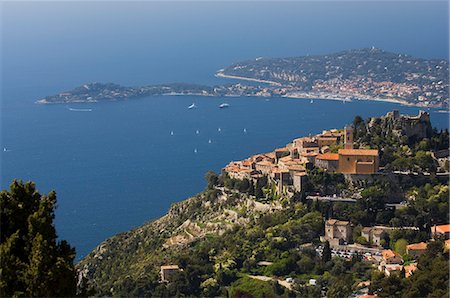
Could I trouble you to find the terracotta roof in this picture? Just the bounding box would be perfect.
[252,154,266,161]
[318,136,338,141]
[242,160,253,167]
[279,156,292,162]
[224,165,240,172]
[403,263,417,278]
[302,151,319,157]
[360,295,377,298]
[264,152,276,159]
[385,264,403,271]
[362,227,372,233]
[256,160,274,166]
[372,229,386,236]
[326,219,350,226]
[286,165,306,172]
[275,147,289,152]
[316,153,339,161]
[161,265,179,270]
[382,249,400,260]
[407,242,427,251]
[434,224,450,233]
[338,149,379,156]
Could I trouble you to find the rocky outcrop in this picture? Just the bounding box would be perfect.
[370,110,432,140]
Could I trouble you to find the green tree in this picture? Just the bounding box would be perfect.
[327,274,353,298]
[394,238,408,256]
[205,171,219,189]
[322,241,332,263]
[0,180,77,297]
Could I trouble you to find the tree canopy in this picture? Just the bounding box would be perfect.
[0,180,77,297]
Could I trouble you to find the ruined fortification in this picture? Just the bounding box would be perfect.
[370,110,432,140]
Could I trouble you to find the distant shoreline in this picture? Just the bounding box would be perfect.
[216,72,444,109]
[215,71,282,86]
[37,87,446,110]
[282,92,413,106]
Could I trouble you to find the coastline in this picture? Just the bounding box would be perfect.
[215,72,445,109]
[36,78,447,110]
[37,90,445,110]
[283,92,414,106]
[215,71,282,86]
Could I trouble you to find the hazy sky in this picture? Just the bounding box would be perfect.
[2,1,449,89]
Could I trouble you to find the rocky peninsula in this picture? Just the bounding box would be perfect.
[37,48,449,108]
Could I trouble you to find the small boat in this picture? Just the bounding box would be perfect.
[219,103,230,108]
[310,99,314,104]
[170,131,174,136]
[196,130,200,135]
[3,148,7,152]
[243,128,247,133]
[194,148,198,153]
[188,103,197,109]
[218,128,221,132]
[208,139,212,144]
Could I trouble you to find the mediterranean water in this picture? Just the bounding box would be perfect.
[1,2,449,260]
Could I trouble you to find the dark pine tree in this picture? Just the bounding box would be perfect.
[0,180,77,297]
[322,240,332,263]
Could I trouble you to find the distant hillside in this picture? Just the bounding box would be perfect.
[219,48,449,107]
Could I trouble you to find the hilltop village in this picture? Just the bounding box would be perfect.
[223,123,378,197]
[77,110,449,298]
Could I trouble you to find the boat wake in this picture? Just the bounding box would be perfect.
[68,107,93,112]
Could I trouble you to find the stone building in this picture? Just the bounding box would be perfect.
[315,153,339,172]
[160,265,181,282]
[338,149,379,174]
[381,249,402,265]
[343,125,354,149]
[406,242,427,259]
[361,227,388,246]
[382,110,432,140]
[323,219,352,246]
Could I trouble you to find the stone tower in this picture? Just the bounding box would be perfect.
[344,125,354,149]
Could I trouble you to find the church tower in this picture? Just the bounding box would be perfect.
[344,125,354,149]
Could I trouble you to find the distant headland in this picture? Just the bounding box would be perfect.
[37,48,449,108]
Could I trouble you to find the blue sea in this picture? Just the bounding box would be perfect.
[1,1,449,260]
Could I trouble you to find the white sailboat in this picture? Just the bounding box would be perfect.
[196,130,200,135]
[243,128,247,133]
[310,99,314,104]
[218,127,221,132]
[194,148,198,153]
[208,139,212,144]
[170,131,174,136]
[219,103,230,108]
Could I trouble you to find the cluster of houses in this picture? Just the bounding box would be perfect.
[322,219,450,278]
[223,125,379,196]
